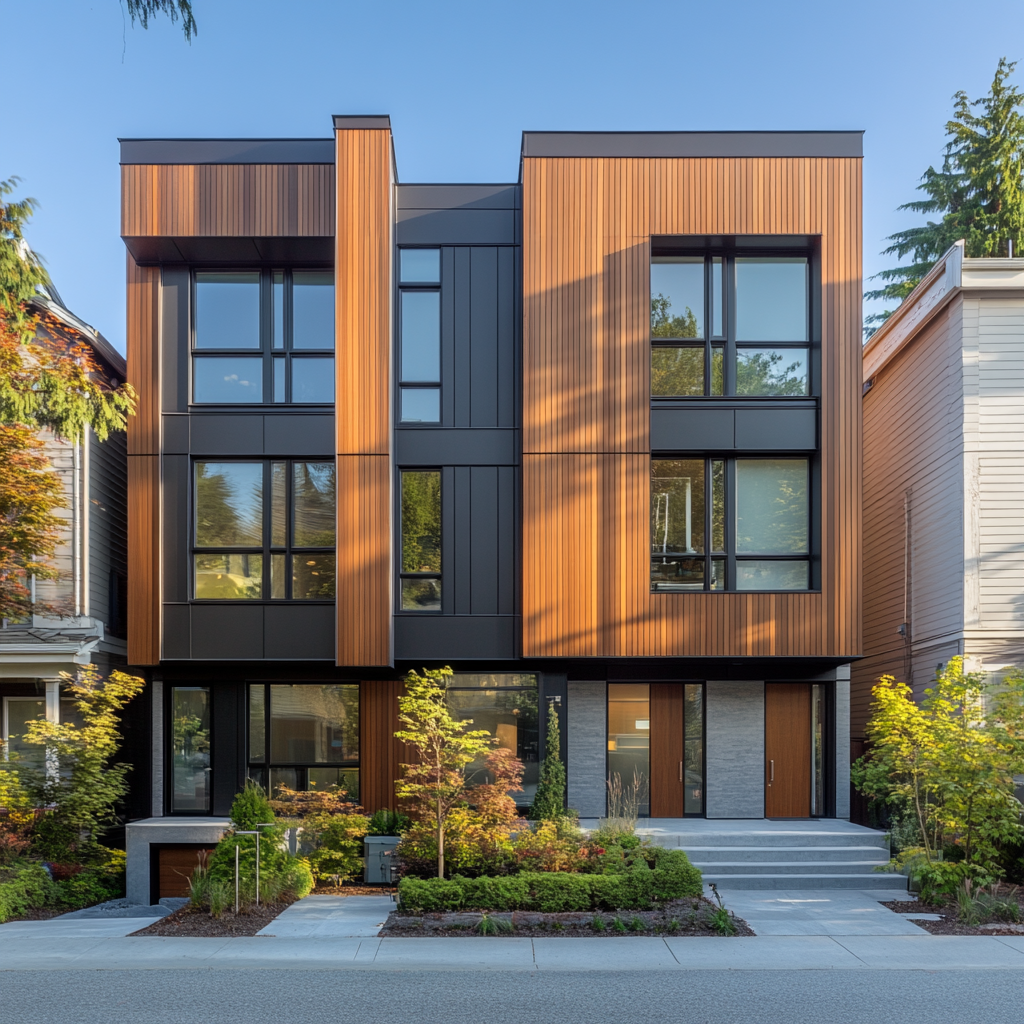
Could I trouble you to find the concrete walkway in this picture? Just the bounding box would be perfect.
[258,895,392,937]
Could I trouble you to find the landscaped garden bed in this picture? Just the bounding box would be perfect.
[381,897,751,937]
[130,899,296,937]
[881,887,1024,936]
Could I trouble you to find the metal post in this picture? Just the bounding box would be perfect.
[256,824,274,907]
[234,845,240,914]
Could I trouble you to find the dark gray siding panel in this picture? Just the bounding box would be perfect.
[120,139,334,164]
[396,209,516,245]
[734,408,817,450]
[263,415,334,456]
[453,248,472,428]
[497,466,516,616]
[162,455,189,603]
[440,247,456,428]
[397,185,519,210]
[210,682,243,817]
[453,467,472,615]
[162,604,190,659]
[470,248,499,428]
[470,467,499,614]
[263,605,334,659]
[498,246,516,430]
[190,606,263,659]
[161,267,189,414]
[88,427,127,631]
[521,131,863,159]
[395,429,517,465]
[190,415,263,455]
[394,616,516,660]
[163,415,189,454]
[651,409,734,450]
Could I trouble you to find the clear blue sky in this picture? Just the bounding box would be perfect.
[5,0,1023,353]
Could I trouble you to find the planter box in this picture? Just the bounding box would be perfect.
[364,835,401,884]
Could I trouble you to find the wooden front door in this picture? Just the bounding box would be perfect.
[764,683,812,818]
[650,684,685,817]
[155,845,216,900]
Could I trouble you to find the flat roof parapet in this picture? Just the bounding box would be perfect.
[118,138,335,165]
[521,131,864,159]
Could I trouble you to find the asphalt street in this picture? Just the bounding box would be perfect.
[2,969,1022,1024]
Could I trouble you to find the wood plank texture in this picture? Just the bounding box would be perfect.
[650,684,684,817]
[157,846,216,899]
[359,680,409,812]
[126,255,160,456]
[765,683,811,818]
[335,127,393,667]
[120,164,335,237]
[336,456,391,666]
[521,156,862,659]
[128,455,160,665]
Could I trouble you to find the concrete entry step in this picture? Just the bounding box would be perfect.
[683,846,889,863]
[701,872,908,890]
[694,860,891,875]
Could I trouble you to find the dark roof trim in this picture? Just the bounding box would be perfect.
[521,131,864,159]
[119,139,335,165]
[332,115,391,130]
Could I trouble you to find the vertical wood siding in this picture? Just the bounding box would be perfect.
[335,128,393,666]
[521,157,862,659]
[120,164,335,237]
[126,253,161,665]
[360,680,409,812]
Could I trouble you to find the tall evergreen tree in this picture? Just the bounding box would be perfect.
[529,701,566,820]
[866,58,1024,336]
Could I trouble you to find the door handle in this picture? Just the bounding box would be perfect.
[679,761,684,783]
[769,759,775,784]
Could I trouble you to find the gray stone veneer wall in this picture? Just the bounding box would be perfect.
[567,681,607,817]
[125,818,230,905]
[835,666,851,819]
[705,680,765,818]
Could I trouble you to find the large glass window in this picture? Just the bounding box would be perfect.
[193,460,335,601]
[651,458,810,592]
[193,269,334,405]
[447,674,539,812]
[2,697,46,769]
[398,248,441,424]
[171,687,210,813]
[607,684,650,817]
[248,683,359,800]
[400,469,441,611]
[651,254,809,397]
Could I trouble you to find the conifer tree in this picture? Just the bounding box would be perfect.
[529,701,566,820]
[867,58,1024,335]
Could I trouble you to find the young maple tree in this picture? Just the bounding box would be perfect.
[0,177,136,619]
[394,666,496,878]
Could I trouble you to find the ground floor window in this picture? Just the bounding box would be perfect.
[247,683,359,801]
[447,674,539,812]
[171,686,211,813]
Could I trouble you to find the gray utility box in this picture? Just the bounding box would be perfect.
[363,835,401,884]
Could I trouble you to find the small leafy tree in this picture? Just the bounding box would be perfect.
[529,701,566,820]
[394,666,495,878]
[853,658,1024,874]
[22,666,145,861]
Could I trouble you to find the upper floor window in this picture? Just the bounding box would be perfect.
[399,468,441,610]
[192,270,334,405]
[193,459,335,601]
[651,256,810,398]
[651,457,810,592]
[398,249,441,424]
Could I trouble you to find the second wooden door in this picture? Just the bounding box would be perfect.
[764,683,812,818]
[650,684,685,817]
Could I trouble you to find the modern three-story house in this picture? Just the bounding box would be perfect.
[120,120,864,900]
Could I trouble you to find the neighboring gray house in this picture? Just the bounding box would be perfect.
[855,240,1024,746]
[0,286,128,768]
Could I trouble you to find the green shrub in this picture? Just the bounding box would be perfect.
[367,809,411,836]
[397,877,466,913]
[521,872,591,912]
[303,812,369,884]
[456,875,529,911]
[229,782,277,831]
[0,864,53,923]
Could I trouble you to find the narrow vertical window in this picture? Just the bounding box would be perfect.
[607,684,650,818]
[650,459,706,591]
[171,686,211,813]
[651,257,705,397]
[400,469,441,610]
[683,684,704,815]
[399,248,441,423]
[291,462,336,600]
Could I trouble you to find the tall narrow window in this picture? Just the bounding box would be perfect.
[400,469,441,610]
[398,248,441,423]
[607,684,650,818]
[171,686,210,813]
[683,684,704,815]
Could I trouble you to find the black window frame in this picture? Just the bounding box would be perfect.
[650,456,817,593]
[397,466,443,613]
[191,268,335,407]
[396,246,442,426]
[650,247,817,400]
[246,682,360,801]
[190,458,336,603]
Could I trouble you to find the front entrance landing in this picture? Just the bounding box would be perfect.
[581,818,905,890]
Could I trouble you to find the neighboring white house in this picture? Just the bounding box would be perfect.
[0,287,128,768]
[855,240,1024,747]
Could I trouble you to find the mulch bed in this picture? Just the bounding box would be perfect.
[881,895,1024,936]
[130,899,295,938]
[380,897,752,938]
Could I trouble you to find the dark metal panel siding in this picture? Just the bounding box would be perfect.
[396,209,516,245]
[119,139,335,165]
[470,248,499,429]
[453,467,472,615]
[650,409,734,450]
[498,246,517,430]
[160,267,189,414]
[521,131,864,159]
[395,429,517,466]
[88,427,128,630]
[190,606,263,659]
[190,416,264,455]
[163,415,189,454]
[397,185,519,210]
[263,415,334,456]
[162,604,190,659]
[498,465,517,617]
[263,605,334,659]
[211,681,243,817]
[394,616,516,660]
[470,467,500,615]
[453,248,472,428]
[162,455,189,603]
[440,247,456,428]
[734,408,818,450]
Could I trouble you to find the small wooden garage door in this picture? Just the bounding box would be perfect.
[156,845,217,899]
